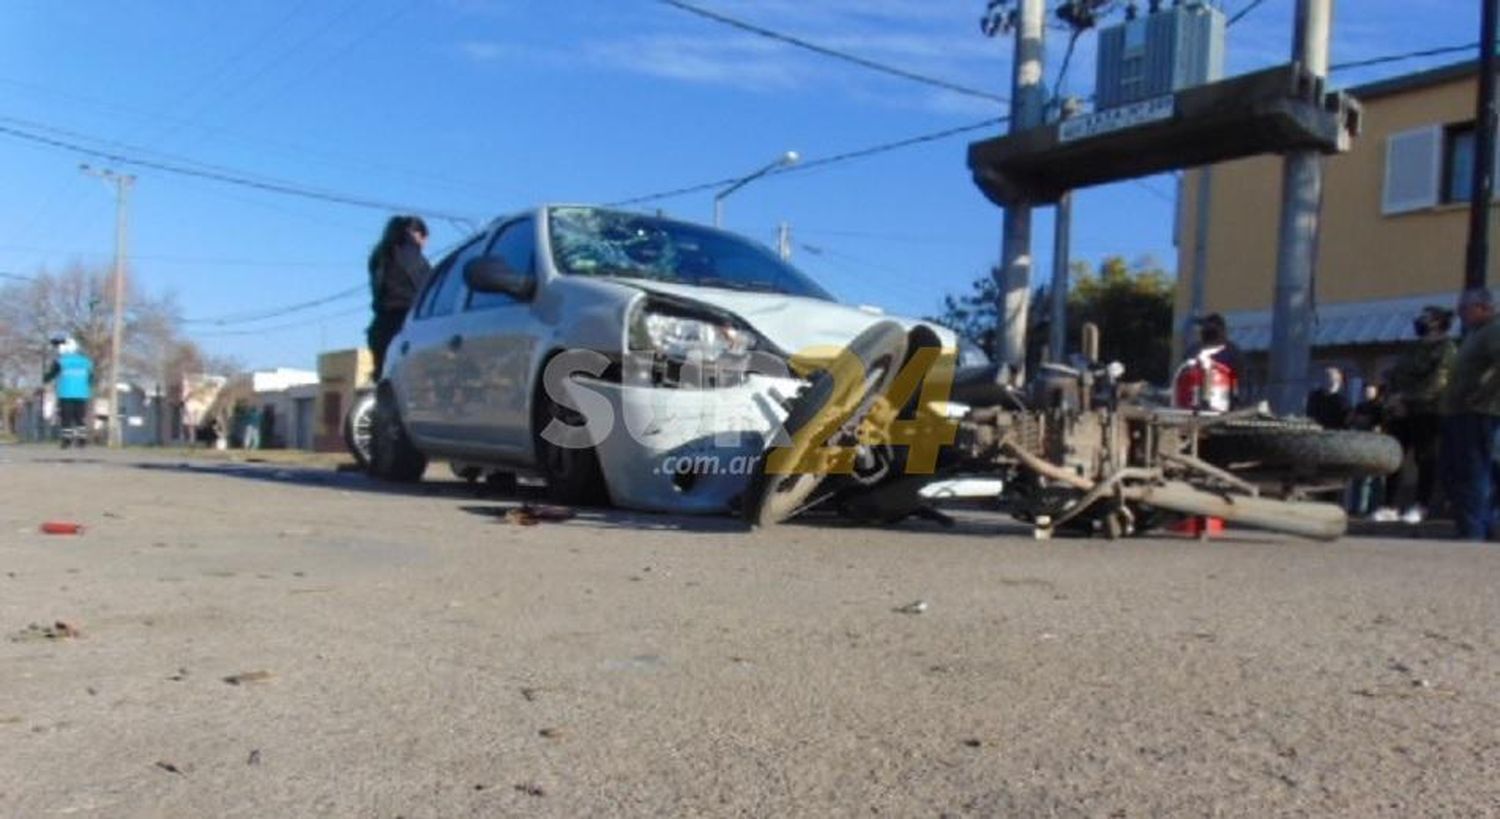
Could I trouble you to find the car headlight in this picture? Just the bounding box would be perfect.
[637,311,754,362]
[628,301,768,388]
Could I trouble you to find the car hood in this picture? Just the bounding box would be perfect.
[618,279,955,356]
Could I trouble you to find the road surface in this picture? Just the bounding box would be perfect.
[1,445,1496,816]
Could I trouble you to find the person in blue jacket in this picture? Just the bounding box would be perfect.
[43,336,94,448]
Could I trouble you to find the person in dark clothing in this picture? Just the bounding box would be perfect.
[367,215,432,380]
[1347,383,1388,515]
[1439,287,1500,541]
[1378,305,1457,524]
[1305,366,1350,430]
[1188,313,1243,373]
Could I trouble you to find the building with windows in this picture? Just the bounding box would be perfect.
[1175,61,1490,395]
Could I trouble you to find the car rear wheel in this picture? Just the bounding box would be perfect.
[343,391,376,469]
[369,387,427,482]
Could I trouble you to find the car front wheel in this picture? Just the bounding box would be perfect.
[533,392,608,506]
[369,387,427,482]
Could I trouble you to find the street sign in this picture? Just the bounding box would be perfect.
[1059,96,1175,143]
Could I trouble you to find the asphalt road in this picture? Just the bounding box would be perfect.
[1,444,1496,817]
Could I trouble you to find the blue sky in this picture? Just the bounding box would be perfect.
[0,0,1481,370]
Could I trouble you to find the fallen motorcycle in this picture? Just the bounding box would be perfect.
[743,321,1400,541]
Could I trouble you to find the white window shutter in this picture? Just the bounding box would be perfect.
[1382,125,1441,215]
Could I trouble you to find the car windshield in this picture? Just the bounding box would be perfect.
[547,206,835,301]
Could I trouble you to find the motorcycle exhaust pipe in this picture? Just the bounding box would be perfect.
[1125,482,1347,541]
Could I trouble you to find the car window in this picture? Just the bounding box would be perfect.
[412,247,458,320]
[547,206,835,301]
[468,218,535,311]
[423,236,485,319]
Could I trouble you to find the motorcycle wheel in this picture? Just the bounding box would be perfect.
[742,321,908,527]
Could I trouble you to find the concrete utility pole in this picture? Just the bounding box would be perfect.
[1184,166,1213,348]
[1048,192,1072,362]
[1465,0,1499,291]
[996,0,1047,370]
[1266,0,1332,415]
[776,221,792,261]
[80,164,134,449]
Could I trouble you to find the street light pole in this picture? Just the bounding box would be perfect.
[713,150,799,228]
[80,164,135,449]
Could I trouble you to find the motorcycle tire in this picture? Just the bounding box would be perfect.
[742,320,908,528]
[1199,425,1401,479]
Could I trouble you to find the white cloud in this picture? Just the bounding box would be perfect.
[458,40,510,62]
[586,35,805,92]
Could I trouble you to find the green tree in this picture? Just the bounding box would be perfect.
[931,256,1175,383]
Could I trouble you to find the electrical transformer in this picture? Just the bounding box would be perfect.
[1094,2,1226,111]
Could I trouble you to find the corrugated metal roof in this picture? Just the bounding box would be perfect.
[1219,292,1460,352]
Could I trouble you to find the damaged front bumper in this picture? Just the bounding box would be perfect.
[565,374,804,513]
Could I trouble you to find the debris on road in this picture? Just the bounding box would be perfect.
[502,504,576,526]
[247,749,262,766]
[39,521,84,535]
[154,761,185,775]
[894,600,929,615]
[10,620,83,642]
[514,783,546,798]
[222,670,275,686]
[538,727,563,739]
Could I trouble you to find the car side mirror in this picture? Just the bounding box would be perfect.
[464,256,535,300]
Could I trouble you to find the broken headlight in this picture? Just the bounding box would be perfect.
[628,300,766,388]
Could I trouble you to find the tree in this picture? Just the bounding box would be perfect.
[930,255,1176,384]
[0,264,188,391]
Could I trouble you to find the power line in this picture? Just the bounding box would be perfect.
[1330,43,1477,73]
[0,120,478,227]
[656,0,1007,105]
[191,303,368,337]
[1227,0,1272,27]
[183,285,365,326]
[607,117,1006,207]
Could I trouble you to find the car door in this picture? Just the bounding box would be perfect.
[457,217,546,455]
[396,235,487,443]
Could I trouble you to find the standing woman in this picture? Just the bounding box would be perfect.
[366,215,431,380]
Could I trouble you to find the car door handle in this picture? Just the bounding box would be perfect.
[447,334,464,351]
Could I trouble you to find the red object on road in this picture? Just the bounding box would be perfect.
[39,521,84,535]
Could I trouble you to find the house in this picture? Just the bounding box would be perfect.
[1175,60,1492,395]
[313,349,373,453]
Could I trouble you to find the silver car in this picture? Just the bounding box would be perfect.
[369,204,961,513]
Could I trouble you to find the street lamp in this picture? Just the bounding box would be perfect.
[713,150,799,228]
[79,163,135,449]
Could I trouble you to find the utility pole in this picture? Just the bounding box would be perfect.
[995,0,1047,371]
[776,221,792,261]
[1184,166,1213,349]
[1465,0,1498,291]
[80,164,134,448]
[1265,0,1332,415]
[1047,192,1072,362]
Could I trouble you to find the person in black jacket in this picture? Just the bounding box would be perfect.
[1306,366,1350,429]
[366,215,431,379]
